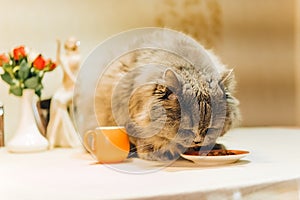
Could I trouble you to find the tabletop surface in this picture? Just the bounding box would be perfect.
[1,127,300,200]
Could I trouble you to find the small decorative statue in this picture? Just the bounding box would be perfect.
[47,37,81,149]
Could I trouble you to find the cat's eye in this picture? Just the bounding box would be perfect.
[225,92,230,99]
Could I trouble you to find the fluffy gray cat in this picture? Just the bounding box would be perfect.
[95,30,240,161]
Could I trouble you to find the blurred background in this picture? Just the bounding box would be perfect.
[0,0,300,136]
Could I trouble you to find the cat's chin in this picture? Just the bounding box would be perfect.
[187,144,202,148]
[186,143,226,152]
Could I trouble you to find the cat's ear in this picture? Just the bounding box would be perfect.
[163,69,181,91]
[219,69,235,89]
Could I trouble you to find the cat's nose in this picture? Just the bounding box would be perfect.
[193,134,203,144]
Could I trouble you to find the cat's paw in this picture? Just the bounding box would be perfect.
[132,136,185,161]
[137,149,181,161]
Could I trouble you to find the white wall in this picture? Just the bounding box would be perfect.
[218,0,296,126]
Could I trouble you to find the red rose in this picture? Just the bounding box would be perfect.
[0,54,9,66]
[45,59,57,71]
[49,62,57,71]
[33,54,46,70]
[13,46,26,60]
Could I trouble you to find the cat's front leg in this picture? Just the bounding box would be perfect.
[134,137,183,161]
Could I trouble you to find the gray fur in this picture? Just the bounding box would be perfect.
[95,31,240,161]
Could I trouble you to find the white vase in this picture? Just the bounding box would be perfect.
[7,90,49,153]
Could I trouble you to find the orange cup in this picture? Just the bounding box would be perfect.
[84,126,130,163]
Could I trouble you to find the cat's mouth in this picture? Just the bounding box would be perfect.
[189,138,218,148]
[186,143,226,153]
[189,142,205,148]
[190,144,201,147]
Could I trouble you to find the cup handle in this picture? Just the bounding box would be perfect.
[84,130,96,154]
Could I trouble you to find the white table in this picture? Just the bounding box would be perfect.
[1,128,300,200]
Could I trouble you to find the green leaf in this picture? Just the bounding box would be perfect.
[34,84,43,98]
[1,72,14,85]
[9,85,22,96]
[35,84,43,90]
[35,89,41,98]
[18,60,30,80]
[2,63,12,70]
[24,76,40,89]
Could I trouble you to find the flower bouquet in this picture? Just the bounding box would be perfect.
[0,46,56,98]
[0,46,57,153]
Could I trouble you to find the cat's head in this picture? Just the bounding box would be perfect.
[127,68,239,148]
